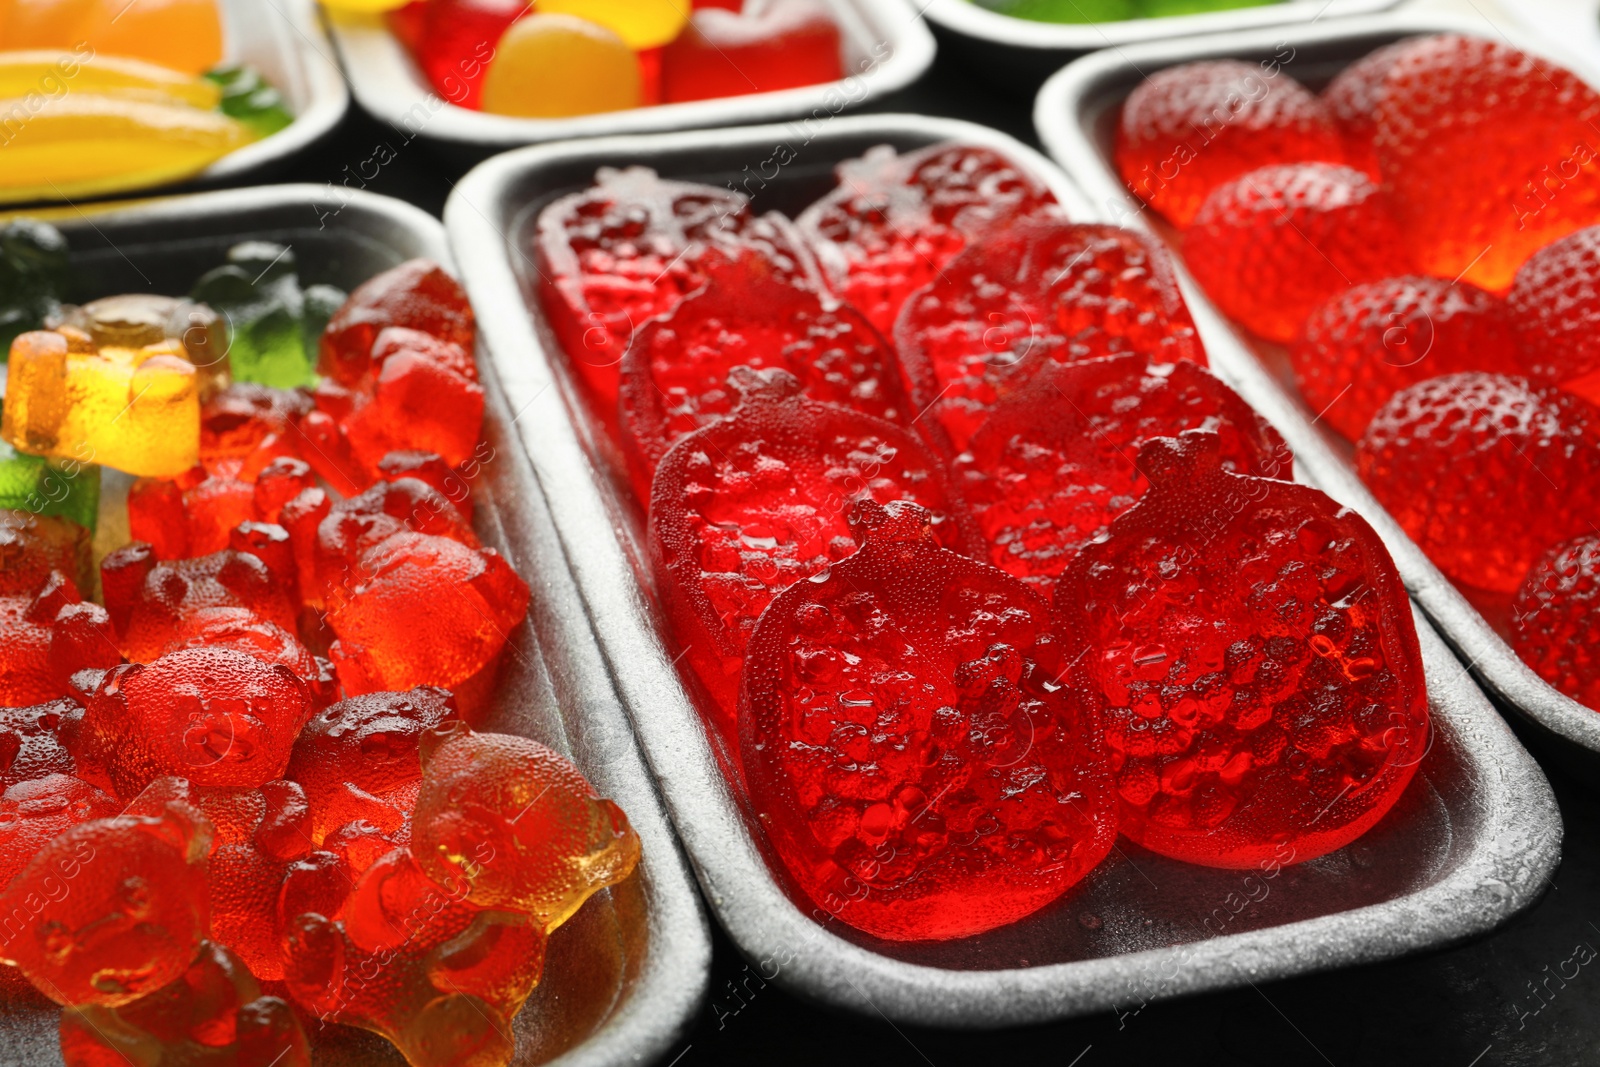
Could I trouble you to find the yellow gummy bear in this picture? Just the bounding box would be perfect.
[480,13,641,118]
[535,0,687,50]
[3,330,201,478]
[0,0,225,75]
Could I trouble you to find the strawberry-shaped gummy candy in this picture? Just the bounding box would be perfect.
[1291,276,1522,441]
[618,252,909,501]
[895,212,1204,453]
[1114,60,1345,228]
[1512,534,1600,710]
[955,355,1289,593]
[797,142,1055,336]
[1053,430,1429,867]
[1318,40,1412,179]
[740,499,1117,940]
[661,0,843,103]
[1357,373,1600,593]
[1185,163,1410,343]
[649,368,974,739]
[1374,34,1600,292]
[1507,226,1600,396]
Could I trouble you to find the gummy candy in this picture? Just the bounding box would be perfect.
[60,939,311,1067]
[739,499,1117,940]
[660,0,843,103]
[536,167,821,409]
[538,0,689,48]
[320,259,476,390]
[955,355,1288,593]
[1291,276,1522,441]
[0,0,225,75]
[895,212,1204,453]
[0,51,221,110]
[0,508,94,596]
[0,701,81,793]
[1184,163,1410,343]
[1507,226,1600,393]
[339,324,485,472]
[205,62,296,138]
[0,569,119,708]
[797,142,1055,336]
[0,772,119,892]
[411,722,640,925]
[0,781,212,1007]
[649,368,974,736]
[479,14,642,118]
[617,252,909,499]
[1053,430,1429,867]
[1512,534,1600,711]
[1357,373,1600,594]
[191,242,345,389]
[1318,40,1412,179]
[0,218,69,351]
[4,329,201,479]
[0,430,100,530]
[395,0,524,109]
[1373,34,1600,292]
[378,449,476,520]
[200,383,313,475]
[971,0,1136,21]
[1114,60,1345,228]
[53,292,230,395]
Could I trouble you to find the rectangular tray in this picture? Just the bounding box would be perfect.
[0,185,708,1066]
[445,112,1563,1028]
[323,0,934,161]
[1034,12,1600,767]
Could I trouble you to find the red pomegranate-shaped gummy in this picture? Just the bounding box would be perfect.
[1319,40,1414,179]
[1512,534,1600,710]
[1507,225,1600,396]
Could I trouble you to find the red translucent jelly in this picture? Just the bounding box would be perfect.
[661,0,842,103]
[1513,534,1600,711]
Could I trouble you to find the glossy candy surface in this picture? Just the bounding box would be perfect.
[1513,534,1600,711]
[1507,226,1600,395]
[661,0,842,103]
[479,14,642,118]
[191,242,345,389]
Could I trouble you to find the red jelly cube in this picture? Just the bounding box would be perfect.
[661,0,842,103]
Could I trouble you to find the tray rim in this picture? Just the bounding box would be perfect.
[444,111,1563,1028]
[14,181,712,1067]
[322,0,936,151]
[1032,9,1600,760]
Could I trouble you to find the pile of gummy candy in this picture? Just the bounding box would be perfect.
[376,0,843,118]
[0,222,641,1066]
[0,0,293,204]
[1111,33,1600,714]
[537,140,1431,942]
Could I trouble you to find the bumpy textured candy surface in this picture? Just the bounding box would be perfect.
[0,772,119,892]
[1512,534,1600,711]
[0,785,212,1007]
[0,570,120,707]
[3,328,201,478]
[60,939,310,1067]
[956,355,1288,593]
[339,323,485,472]
[661,0,843,103]
[1318,39,1412,178]
[1114,60,1344,228]
[649,368,972,736]
[895,212,1204,453]
[797,143,1054,336]
[1185,163,1410,343]
[1507,226,1600,392]
[1291,276,1522,441]
[479,14,641,118]
[319,259,475,390]
[1374,34,1600,291]
[412,723,641,926]
[1054,431,1429,867]
[0,509,94,595]
[618,253,908,499]
[1357,373,1600,593]
[739,499,1117,940]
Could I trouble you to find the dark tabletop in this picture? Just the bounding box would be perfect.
[273,43,1598,1067]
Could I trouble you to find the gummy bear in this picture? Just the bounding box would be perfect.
[1053,430,1429,867]
[895,212,1204,453]
[0,0,225,75]
[1318,39,1413,179]
[378,449,477,520]
[320,259,476,390]
[286,687,459,843]
[0,569,120,707]
[60,940,310,1067]
[1512,534,1600,711]
[1184,163,1411,343]
[649,368,974,738]
[52,293,230,397]
[0,700,81,793]
[661,0,843,103]
[1373,34,1600,292]
[797,142,1055,336]
[955,355,1289,593]
[191,241,345,389]
[411,722,641,925]
[1291,276,1522,442]
[339,324,485,472]
[1507,226,1600,394]
[0,772,119,892]
[0,779,212,1007]
[479,14,642,118]
[617,252,909,500]
[1114,60,1345,228]
[0,508,94,596]
[739,499,1117,940]
[1357,373,1600,594]
[0,218,69,350]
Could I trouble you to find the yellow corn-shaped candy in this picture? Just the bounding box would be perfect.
[0,51,222,108]
[3,330,200,478]
[0,93,253,204]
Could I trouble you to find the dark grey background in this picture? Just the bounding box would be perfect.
[272,43,1599,1067]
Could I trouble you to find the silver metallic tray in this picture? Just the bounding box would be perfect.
[1034,12,1600,764]
[445,113,1562,1028]
[0,185,709,1066]
[8,0,348,206]
[324,0,934,160]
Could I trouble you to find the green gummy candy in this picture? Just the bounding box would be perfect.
[1140,0,1276,14]
[971,0,1136,20]
[206,63,295,138]
[0,435,101,531]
